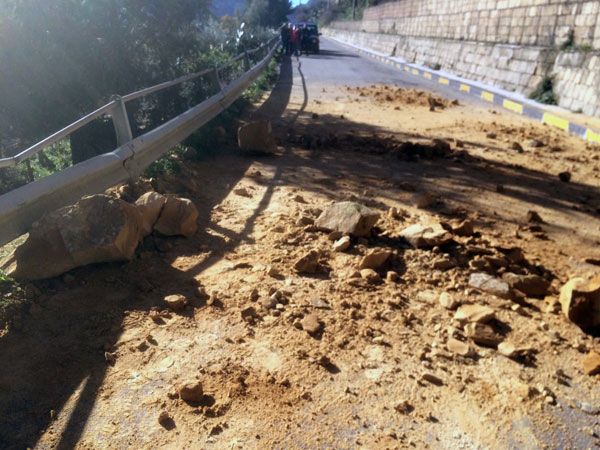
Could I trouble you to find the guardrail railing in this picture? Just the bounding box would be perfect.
[0,37,280,247]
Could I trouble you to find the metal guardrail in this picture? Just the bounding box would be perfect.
[0,37,280,247]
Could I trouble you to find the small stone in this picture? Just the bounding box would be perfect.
[502,272,549,297]
[558,171,571,183]
[164,294,187,311]
[294,250,320,273]
[233,187,250,197]
[486,132,497,139]
[583,351,600,375]
[158,411,172,427]
[528,139,544,148]
[527,210,543,224]
[359,249,392,270]
[464,323,503,346]
[421,373,443,386]
[262,293,279,309]
[315,202,380,237]
[432,257,455,271]
[332,236,351,252]
[399,223,452,248]
[454,304,495,323]
[447,338,472,356]
[293,194,307,203]
[497,341,517,358]
[453,220,474,237]
[327,231,344,241]
[439,292,460,310]
[511,142,523,152]
[386,271,400,283]
[413,193,433,208]
[311,296,331,309]
[249,288,259,301]
[179,380,204,402]
[241,306,257,321]
[360,269,381,284]
[266,265,280,277]
[301,313,322,335]
[468,273,513,299]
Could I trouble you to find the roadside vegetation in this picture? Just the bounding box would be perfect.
[0,0,289,194]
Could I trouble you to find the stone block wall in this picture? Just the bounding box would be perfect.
[358,0,600,48]
[327,0,600,116]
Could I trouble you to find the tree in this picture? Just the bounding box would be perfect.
[244,0,291,28]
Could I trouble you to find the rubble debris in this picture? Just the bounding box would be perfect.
[315,202,380,237]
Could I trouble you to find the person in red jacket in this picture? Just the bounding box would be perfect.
[290,25,300,57]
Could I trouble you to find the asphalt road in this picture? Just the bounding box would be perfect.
[288,37,491,108]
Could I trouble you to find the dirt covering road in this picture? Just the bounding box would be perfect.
[2,44,600,449]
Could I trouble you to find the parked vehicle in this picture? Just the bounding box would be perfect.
[295,22,320,54]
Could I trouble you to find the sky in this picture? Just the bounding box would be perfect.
[291,0,306,6]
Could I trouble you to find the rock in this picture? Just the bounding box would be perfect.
[158,411,172,427]
[332,236,351,252]
[153,196,198,237]
[497,341,533,359]
[360,269,381,284]
[399,223,452,248]
[327,231,344,241]
[486,132,497,139]
[526,210,543,224]
[432,257,455,271]
[468,273,513,299]
[502,272,549,297]
[583,351,600,375]
[262,295,278,309]
[454,304,495,323]
[301,313,322,335]
[447,338,472,356]
[164,294,187,311]
[135,191,167,236]
[439,292,460,310]
[179,380,204,402]
[421,373,443,386]
[452,220,474,237]
[412,193,433,208]
[311,296,331,309]
[241,306,257,321]
[237,120,277,153]
[558,171,571,183]
[465,323,503,346]
[511,142,524,152]
[233,187,250,197]
[294,250,320,273]
[0,195,143,281]
[386,271,400,282]
[559,276,600,329]
[266,265,280,277]
[315,202,380,237]
[358,249,391,270]
[528,139,544,148]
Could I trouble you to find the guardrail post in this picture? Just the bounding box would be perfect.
[207,68,223,94]
[109,95,133,146]
[243,52,251,72]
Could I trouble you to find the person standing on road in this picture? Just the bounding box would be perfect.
[281,23,290,55]
[300,24,310,56]
[290,25,300,57]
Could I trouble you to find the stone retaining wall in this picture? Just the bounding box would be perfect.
[327,0,600,117]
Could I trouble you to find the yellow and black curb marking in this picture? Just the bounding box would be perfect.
[334,39,600,145]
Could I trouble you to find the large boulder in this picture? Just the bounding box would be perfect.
[237,120,277,153]
[559,276,600,329]
[153,196,198,238]
[135,191,167,237]
[1,195,143,281]
[315,202,380,237]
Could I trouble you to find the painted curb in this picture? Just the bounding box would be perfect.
[328,37,600,145]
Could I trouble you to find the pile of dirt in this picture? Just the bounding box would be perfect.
[344,84,458,111]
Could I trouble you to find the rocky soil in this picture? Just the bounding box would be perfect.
[2,78,600,449]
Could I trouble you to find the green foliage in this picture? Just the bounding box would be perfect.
[143,150,183,178]
[0,270,13,286]
[244,0,291,28]
[529,77,557,105]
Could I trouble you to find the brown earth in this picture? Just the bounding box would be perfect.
[2,63,600,450]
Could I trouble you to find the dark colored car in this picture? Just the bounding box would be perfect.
[295,22,320,54]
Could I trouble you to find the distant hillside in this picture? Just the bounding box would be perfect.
[211,0,246,18]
